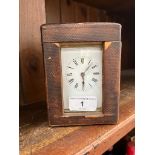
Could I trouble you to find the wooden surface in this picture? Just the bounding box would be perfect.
[45,0,60,23]
[61,0,76,23]
[42,23,121,126]
[74,0,134,13]
[20,0,134,105]
[88,6,100,22]
[20,70,135,155]
[42,23,121,42]
[45,0,103,24]
[75,2,89,22]
[42,41,121,126]
[19,0,109,105]
[19,0,46,104]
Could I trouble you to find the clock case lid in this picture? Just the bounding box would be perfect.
[41,22,121,43]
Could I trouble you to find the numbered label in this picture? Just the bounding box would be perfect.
[69,96,97,111]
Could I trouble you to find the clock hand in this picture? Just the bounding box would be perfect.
[80,63,92,91]
[84,62,93,73]
[82,81,85,91]
[81,72,85,91]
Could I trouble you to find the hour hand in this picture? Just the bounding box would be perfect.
[81,72,85,91]
[82,81,85,91]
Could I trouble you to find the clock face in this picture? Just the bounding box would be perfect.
[66,57,100,92]
[61,44,103,112]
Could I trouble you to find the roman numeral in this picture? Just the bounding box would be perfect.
[89,83,92,88]
[92,78,98,82]
[81,58,84,64]
[67,66,74,69]
[67,73,72,76]
[75,83,78,88]
[81,101,84,107]
[93,72,100,75]
[69,78,74,84]
[92,65,97,69]
[73,59,78,65]
[88,60,91,65]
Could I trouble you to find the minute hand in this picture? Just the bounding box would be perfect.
[84,63,92,73]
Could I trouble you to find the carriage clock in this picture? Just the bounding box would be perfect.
[41,23,122,126]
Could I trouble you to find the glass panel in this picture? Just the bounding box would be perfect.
[61,43,103,113]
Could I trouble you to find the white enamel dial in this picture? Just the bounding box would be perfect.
[66,57,100,91]
[61,44,103,112]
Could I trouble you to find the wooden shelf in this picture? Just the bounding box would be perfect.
[20,70,135,155]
